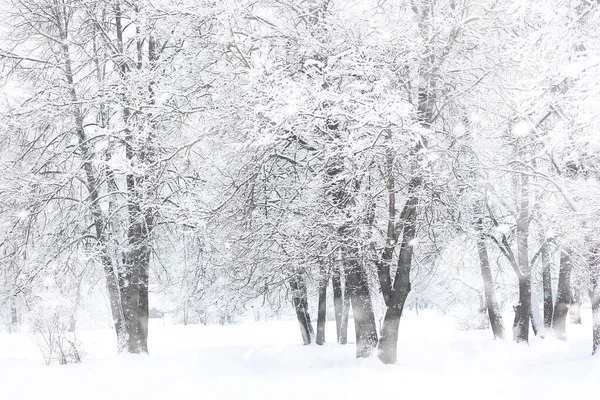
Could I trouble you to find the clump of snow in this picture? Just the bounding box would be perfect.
[16,210,28,220]
[454,123,466,136]
[470,112,481,124]
[495,224,511,235]
[512,120,532,137]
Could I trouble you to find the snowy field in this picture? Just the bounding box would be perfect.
[2,310,599,400]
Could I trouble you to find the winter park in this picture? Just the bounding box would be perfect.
[1,0,600,399]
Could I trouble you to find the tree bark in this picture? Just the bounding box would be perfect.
[331,261,345,343]
[475,220,505,339]
[513,172,531,343]
[513,275,531,343]
[344,253,378,357]
[316,264,329,345]
[377,177,420,364]
[122,240,151,353]
[569,288,582,324]
[9,295,18,333]
[552,249,572,340]
[530,285,543,337]
[541,242,553,329]
[591,272,600,355]
[339,276,351,345]
[588,245,600,355]
[290,274,314,345]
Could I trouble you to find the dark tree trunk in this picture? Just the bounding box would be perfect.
[552,250,572,340]
[513,275,531,343]
[530,304,540,337]
[591,274,600,355]
[541,242,553,329]
[316,264,329,345]
[589,246,600,355]
[115,4,157,356]
[331,262,344,343]
[378,304,404,363]
[344,255,378,357]
[476,221,505,339]
[290,274,314,345]
[377,177,420,364]
[378,261,411,364]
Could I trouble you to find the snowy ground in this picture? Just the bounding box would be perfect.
[2,310,599,400]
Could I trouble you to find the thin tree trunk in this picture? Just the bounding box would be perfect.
[316,264,329,345]
[588,245,600,355]
[476,219,505,339]
[331,262,344,343]
[339,277,351,345]
[591,272,600,355]
[530,284,543,337]
[10,296,17,325]
[569,288,582,324]
[552,250,572,340]
[541,242,553,329]
[513,172,531,343]
[9,295,17,333]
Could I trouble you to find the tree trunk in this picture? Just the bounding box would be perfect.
[378,177,420,364]
[378,287,410,364]
[339,277,351,345]
[476,221,505,339]
[569,288,582,324]
[589,245,600,355]
[344,255,378,357]
[378,259,411,364]
[331,262,344,343]
[59,32,128,352]
[591,272,600,355]
[316,264,329,345]
[513,275,531,343]
[10,296,17,325]
[552,250,572,340]
[541,242,553,329]
[530,287,543,337]
[290,274,314,345]
[116,9,155,354]
[8,296,18,334]
[513,172,531,343]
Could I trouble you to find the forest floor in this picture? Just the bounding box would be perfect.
[1,310,599,399]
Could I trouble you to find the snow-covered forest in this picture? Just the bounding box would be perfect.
[1,0,600,397]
